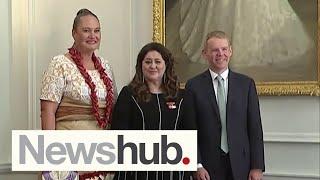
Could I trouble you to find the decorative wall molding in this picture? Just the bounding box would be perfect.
[264,132,320,143]
[0,162,37,175]
[27,0,38,130]
[0,163,11,173]
[265,171,320,179]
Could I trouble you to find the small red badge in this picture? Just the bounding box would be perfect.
[166,101,176,109]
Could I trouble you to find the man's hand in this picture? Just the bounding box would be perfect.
[248,169,263,180]
[194,167,210,180]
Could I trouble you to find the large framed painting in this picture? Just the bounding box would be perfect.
[153,0,320,96]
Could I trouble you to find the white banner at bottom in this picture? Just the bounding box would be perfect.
[12,130,197,171]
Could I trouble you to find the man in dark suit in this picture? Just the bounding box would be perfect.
[185,31,265,180]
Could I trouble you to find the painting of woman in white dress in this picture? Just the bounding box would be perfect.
[165,0,317,82]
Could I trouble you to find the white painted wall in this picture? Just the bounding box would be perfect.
[131,0,153,66]
[1,0,319,179]
[261,97,320,179]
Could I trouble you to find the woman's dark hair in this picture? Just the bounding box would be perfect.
[72,8,99,31]
[129,42,179,102]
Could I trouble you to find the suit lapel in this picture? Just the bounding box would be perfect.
[226,70,236,120]
[202,70,220,119]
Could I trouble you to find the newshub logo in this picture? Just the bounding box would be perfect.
[12,130,197,171]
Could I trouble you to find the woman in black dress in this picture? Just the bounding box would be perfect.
[111,42,195,180]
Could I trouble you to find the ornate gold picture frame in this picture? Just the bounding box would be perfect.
[153,0,320,96]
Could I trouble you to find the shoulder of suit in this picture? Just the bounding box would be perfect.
[186,70,209,84]
[229,70,254,82]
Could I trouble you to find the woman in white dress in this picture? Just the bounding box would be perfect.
[40,8,116,180]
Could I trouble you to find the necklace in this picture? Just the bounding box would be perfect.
[68,47,114,128]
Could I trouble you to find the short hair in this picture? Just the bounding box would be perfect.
[204,30,231,49]
[72,8,99,31]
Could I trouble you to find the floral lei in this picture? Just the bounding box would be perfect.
[68,47,113,128]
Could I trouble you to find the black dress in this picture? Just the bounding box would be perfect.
[111,86,195,180]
